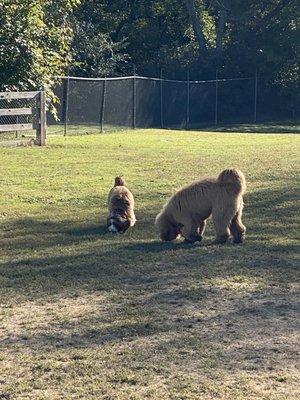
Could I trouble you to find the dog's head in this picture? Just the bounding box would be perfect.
[107,214,130,234]
[155,212,182,241]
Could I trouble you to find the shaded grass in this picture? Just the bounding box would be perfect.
[0,129,299,399]
[195,121,300,133]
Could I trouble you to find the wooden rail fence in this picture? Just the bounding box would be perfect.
[0,91,46,146]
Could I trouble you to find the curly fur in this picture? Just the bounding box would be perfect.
[155,168,246,244]
[107,176,136,233]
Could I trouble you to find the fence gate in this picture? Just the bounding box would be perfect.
[0,91,46,146]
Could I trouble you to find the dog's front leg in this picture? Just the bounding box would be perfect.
[212,209,233,244]
[197,220,206,237]
[181,219,203,243]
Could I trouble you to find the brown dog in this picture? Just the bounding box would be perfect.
[155,168,246,244]
[107,176,136,233]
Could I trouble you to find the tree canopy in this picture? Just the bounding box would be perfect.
[0,0,299,101]
[0,0,80,92]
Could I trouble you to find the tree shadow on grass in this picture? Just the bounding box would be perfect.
[0,186,298,302]
[0,218,111,254]
[67,225,108,237]
[0,188,296,252]
[1,280,298,377]
[1,184,298,255]
[195,121,300,134]
[1,186,299,387]
[245,187,299,243]
[0,238,297,306]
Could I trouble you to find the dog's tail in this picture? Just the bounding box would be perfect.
[217,168,246,195]
[114,176,126,187]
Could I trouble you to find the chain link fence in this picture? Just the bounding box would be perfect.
[48,73,299,135]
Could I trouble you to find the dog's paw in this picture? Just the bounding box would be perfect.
[195,234,203,242]
[233,234,245,244]
[183,234,202,244]
[183,238,194,244]
[212,235,229,245]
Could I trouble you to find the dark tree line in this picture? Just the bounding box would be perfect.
[0,0,299,114]
[71,1,299,80]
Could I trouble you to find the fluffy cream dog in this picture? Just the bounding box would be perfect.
[155,169,246,244]
[107,176,136,233]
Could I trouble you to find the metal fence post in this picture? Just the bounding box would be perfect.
[160,69,163,129]
[254,70,258,123]
[64,75,70,136]
[186,70,190,130]
[132,65,136,129]
[215,69,218,125]
[100,79,106,133]
[15,115,19,138]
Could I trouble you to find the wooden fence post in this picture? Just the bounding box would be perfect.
[0,91,46,145]
[64,76,70,136]
[36,91,46,146]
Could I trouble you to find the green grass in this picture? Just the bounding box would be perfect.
[0,129,299,400]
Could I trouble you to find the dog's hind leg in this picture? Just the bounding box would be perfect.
[230,204,246,244]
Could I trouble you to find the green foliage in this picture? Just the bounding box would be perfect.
[71,21,128,77]
[0,0,80,92]
[69,0,299,92]
[73,0,191,75]
[0,0,298,111]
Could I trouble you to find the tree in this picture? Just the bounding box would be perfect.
[72,0,191,76]
[183,0,207,54]
[71,10,128,77]
[0,0,80,92]
[1,0,297,113]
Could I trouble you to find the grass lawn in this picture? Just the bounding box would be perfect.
[0,129,299,399]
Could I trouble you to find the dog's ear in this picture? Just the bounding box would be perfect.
[114,176,126,187]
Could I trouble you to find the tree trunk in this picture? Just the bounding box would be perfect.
[183,0,207,54]
[216,1,227,55]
